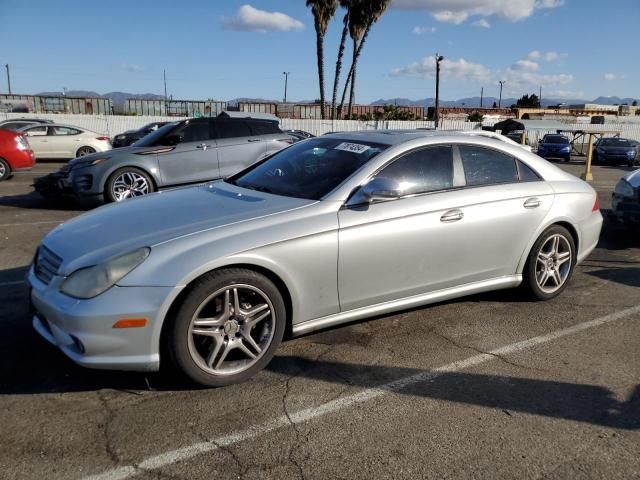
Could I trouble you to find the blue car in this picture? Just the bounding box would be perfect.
[593,137,639,167]
[537,134,572,161]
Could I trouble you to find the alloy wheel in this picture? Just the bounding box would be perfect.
[187,284,275,376]
[111,171,150,201]
[77,147,95,157]
[535,234,572,294]
[0,161,6,179]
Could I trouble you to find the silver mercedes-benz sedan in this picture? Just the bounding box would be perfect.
[28,130,603,386]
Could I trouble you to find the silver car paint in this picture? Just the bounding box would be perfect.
[30,131,603,371]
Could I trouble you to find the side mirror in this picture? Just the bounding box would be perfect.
[163,134,183,146]
[349,177,402,206]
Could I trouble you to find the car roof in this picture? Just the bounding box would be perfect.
[19,123,87,131]
[320,129,526,147]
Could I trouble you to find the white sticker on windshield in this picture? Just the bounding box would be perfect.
[335,142,371,154]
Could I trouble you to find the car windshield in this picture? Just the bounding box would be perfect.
[132,122,180,147]
[227,137,389,200]
[544,136,569,144]
[600,138,632,147]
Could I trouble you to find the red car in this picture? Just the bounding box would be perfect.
[0,128,35,180]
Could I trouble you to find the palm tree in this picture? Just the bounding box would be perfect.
[307,0,337,119]
[345,3,367,116]
[338,0,389,116]
[330,1,352,119]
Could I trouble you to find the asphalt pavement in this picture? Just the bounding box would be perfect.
[1,158,639,480]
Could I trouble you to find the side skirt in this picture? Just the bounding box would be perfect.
[292,275,522,337]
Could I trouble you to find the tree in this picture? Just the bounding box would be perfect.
[345,2,368,116]
[492,101,498,109]
[338,0,390,116]
[468,112,484,123]
[307,0,337,119]
[516,93,540,108]
[330,1,352,119]
[633,100,638,106]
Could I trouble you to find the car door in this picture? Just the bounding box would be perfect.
[48,126,83,158]
[214,119,266,178]
[23,125,51,157]
[337,144,553,312]
[156,119,219,185]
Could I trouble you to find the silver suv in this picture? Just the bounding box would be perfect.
[34,116,292,203]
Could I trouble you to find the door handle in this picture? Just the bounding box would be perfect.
[524,198,541,209]
[196,144,211,150]
[247,139,261,142]
[440,209,464,223]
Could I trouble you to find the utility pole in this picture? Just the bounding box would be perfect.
[5,64,11,94]
[480,87,484,108]
[539,85,542,108]
[163,70,167,101]
[282,71,290,103]
[434,53,444,128]
[498,80,506,108]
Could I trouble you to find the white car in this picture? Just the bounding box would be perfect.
[19,123,112,159]
[456,130,534,153]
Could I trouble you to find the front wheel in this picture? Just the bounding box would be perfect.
[105,167,155,202]
[0,158,10,181]
[523,225,576,300]
[168,269,286,387]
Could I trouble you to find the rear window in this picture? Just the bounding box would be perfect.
[459,145,519,186]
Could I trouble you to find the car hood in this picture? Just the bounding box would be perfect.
[598,146,635,153]
[42,182,315,275]
[622,168,640,188]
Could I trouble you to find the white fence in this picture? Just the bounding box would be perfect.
[2,112,640,147]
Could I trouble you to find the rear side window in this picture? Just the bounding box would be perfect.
[517,160,540,182]
[377,146,454,195]
[249,121,281,135]
[459,145,518,186]
[25,126,48,136]
[52,126,81,135]
[216,120,252,139]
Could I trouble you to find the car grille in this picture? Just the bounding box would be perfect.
[35,245,63,285]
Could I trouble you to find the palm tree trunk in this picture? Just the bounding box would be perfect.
[338,22,371,114]
[331,14,349,119]
[347,37,357,117]
[314,18,327,119]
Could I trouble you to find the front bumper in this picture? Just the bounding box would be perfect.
[538,149,571,160]
[28,267,180,371]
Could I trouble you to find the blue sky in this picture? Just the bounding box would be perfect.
[0,0,637,102]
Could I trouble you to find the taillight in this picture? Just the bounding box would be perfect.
[96,136,110,142]
[15,135,29,151]
[592,196,600,212]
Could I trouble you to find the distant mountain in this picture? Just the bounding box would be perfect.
[371,96,638,108]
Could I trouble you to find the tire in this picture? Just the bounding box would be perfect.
[105,167,155,202]
[168,268,286,387]
[76,146,96,157]
[0,158,10,181]
[522,225,576,301]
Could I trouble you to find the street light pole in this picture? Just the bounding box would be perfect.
[498,80,506,108]
[434,53,444,129]
[5,64,11,94]
[283,71,290,103]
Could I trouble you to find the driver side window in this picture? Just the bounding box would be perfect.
[375,145,454,196]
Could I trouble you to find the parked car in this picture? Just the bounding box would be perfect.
[0,118,53,131]
[33,116,291,204]
[611,168,640,226]
[0,128,35,180]
[112,122,170,148]
[28,130,602,387]
[19,124,111,159]
[283,129,315,143]
[458,130,533,152]
[537,134,571,161]
[592,137,639,166]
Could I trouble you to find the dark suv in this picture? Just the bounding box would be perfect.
[34,116,292,204]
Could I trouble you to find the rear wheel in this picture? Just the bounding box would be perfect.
[105,167,155,202]
[523,225,576,300]
[168,269,286,387]
[76,146,96,157]
[0,158,10,181]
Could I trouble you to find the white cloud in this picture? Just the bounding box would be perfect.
[121,63,145,73]
[473,19,491,28]
[603,73,617,81]
[391,57,491,83]
[223,4,304,32]
[513,59,539,71]
[412,25,437,34]
[526,50,565,62]
[391,0,563,24]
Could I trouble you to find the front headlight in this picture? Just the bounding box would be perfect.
[614,180,635,198]
[60,247,150,299]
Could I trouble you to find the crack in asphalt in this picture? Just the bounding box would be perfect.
[185,419,246,479]
[96,390,121,467]
[429,329,544,372]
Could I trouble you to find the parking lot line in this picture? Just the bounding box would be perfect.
[83,303,640,480]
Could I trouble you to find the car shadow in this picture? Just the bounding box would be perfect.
[0,191,86,211]
[586,268,640,288]
[267,356,640,430]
